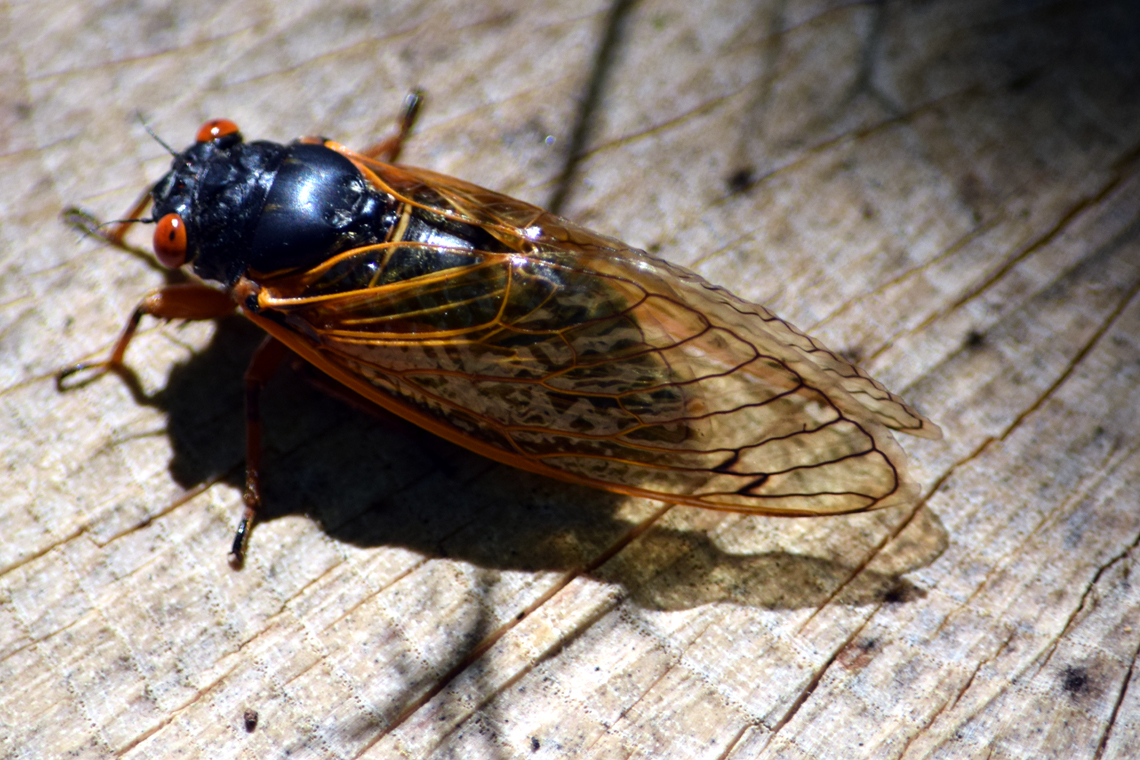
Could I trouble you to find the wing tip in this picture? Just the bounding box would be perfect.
[901,416,944,441]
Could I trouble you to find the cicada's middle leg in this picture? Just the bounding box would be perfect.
[299,90,425,163]
[361,89,424,163]
[56,283,237,390]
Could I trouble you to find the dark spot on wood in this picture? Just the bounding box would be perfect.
[837,638,879,671]
[965,330,985,349]
[726,167,755,194]
[243,708,259,733]
[1061,666,1090,696]
[881,583,910,604]
[531,736,541,751]
[839,347,864,365]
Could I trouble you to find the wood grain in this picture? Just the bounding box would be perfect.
[2,1,1138,758]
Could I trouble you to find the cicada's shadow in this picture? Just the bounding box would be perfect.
[148,316,946,612]
[143,313,261,488]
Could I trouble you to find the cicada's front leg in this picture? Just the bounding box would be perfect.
[58,188,238,388]
[62,190,161,269]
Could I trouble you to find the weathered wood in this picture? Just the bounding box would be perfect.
[2,1,1138,758]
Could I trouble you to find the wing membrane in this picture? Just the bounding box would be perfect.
[245,154,941,516]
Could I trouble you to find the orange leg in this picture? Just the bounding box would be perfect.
[104,187,154,247]
[61,188,161,268]
[229,335,289,568]
[57,284,289,569]
[57,283,236,390]
[359,90,425,163]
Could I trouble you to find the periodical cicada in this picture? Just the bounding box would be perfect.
[60,92,942,567]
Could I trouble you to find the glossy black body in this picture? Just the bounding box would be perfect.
[150,134,401,285]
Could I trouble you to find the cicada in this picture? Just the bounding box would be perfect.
[61,93,942,567]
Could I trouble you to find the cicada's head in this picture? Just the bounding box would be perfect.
[149,119,287,286]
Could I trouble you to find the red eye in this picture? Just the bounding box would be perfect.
[153,213,187,268]
[196,118,241,143]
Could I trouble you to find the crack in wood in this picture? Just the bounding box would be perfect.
[354,501,676,753]
[770,612,875,736]
[1094,625,1140,760]
[546,0,636,214]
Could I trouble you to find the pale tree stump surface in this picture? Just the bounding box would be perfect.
[2,1,1139,758]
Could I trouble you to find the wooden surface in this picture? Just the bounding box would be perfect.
[2,1,1139,758]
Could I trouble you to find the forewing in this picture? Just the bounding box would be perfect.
[346,150,941,439]
[249,158,939,515]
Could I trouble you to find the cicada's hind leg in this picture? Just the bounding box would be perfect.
[360,90,425,163]
[229,335,290,569]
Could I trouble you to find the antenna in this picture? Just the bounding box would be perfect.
[135,112,177,157]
